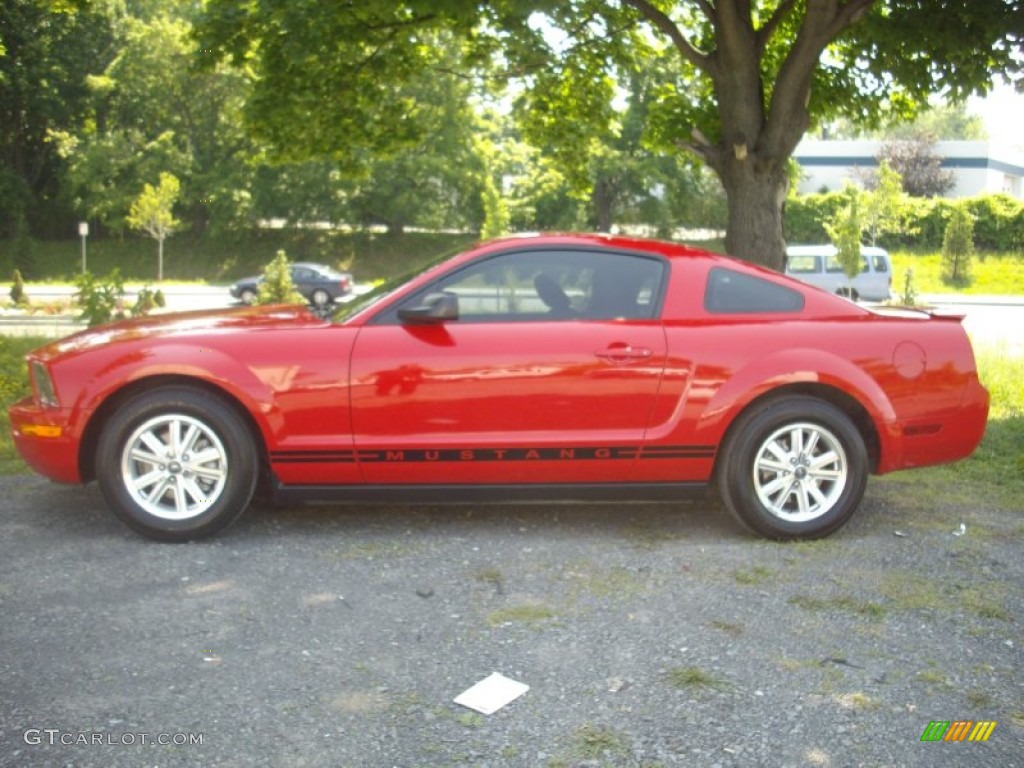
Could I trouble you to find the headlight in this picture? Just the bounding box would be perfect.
[31,361,59,408]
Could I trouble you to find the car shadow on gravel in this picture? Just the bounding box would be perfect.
[9,473,907,545]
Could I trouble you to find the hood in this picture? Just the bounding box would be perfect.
[37,304,327,360]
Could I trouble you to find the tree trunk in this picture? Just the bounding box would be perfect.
[718,156,789,271]
[592,176,615,233]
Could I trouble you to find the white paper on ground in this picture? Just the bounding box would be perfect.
[453,672,530,715]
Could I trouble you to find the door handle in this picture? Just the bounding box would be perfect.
[595,344,653,363]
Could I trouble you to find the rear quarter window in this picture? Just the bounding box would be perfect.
[704,267,805,314]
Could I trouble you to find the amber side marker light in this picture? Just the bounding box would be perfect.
[19,425,63,438]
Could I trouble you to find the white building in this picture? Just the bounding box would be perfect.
[793,140,1024,199]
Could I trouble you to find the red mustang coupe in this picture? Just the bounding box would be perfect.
[9,234,988,542]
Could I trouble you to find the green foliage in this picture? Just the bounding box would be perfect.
[0,335,49,474]
[9,269,27,306]
[968,194,1024,252]
[898,267,918,307]
[73,269,165,326]
[820,101,988,142]
[7,235,39,280]
[942,204,975,284]
[127,172,181,240]
[53,11,255,236]
[788,192,1024,252]
[480,174,510,240]
[823,185,865,282]
[127,172,181,280]
[73,269,127,326]
[0,1,116,239]
[863,161,911,245]
[130,286,166,317]
[256,250,304,305]
[193,0,1022,269]
[784,192,845,243]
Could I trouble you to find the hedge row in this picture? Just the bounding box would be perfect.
[784,192,1024,251]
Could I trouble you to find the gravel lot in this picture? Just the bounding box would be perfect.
[1,474,1021,767]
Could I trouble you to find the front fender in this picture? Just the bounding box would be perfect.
[62,344,280,447]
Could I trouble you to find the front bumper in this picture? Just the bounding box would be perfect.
[8,396,82,484]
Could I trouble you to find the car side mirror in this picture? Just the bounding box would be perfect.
[398,291,459,324]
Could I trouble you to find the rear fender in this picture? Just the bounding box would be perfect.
[695,348,897,444]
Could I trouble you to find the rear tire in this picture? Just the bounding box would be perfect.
[717,396,868,540]
[311,288,331,307]
[96,387,258,542]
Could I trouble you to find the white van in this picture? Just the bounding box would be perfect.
[784,244,893,302]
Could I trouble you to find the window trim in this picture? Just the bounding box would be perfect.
[374,246,671,326]
[704,266,806,315]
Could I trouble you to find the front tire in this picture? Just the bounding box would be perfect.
[96,387,258,542]
[717,396,868,540]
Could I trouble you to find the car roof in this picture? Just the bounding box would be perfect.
[786,244,889,257]
[472,232,726,261]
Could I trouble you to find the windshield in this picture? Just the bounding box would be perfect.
[330,247,467,324]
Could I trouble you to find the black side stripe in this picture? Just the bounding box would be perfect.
[270,451,358,464]
[270,445,715,464]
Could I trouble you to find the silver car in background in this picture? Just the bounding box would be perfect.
[785,244,893,302]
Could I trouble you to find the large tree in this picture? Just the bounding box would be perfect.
[53,10,256,236]
[0,0,116,238]
[197,1,1022,269]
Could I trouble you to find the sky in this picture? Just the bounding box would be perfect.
[968,83,1024,151]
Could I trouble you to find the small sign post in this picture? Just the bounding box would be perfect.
[78,222,89,274]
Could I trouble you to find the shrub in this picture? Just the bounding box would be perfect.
[784,192,845,243]
[786,192,1023,252]
[256,250,304,305]
[74,269,127,327]
[74,270,166,326]
[942,204,975,284]
[130,286,166,317]
[899,267,918,306]
[823,185,866,285]
[9,269,27,306]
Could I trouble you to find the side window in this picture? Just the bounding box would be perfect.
[704,267,805,314]
[825,254,869,274]
[292,267,313,280]
[873,255,889,273]
[394,249,666,323]
[786,254,821,274]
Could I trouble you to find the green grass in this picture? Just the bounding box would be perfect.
[486,602,557,627]
[666,666,732,692]
[788,594,888,620]
[879,345,1024,512]
[877,572,1010,621]
[890,249,1024,295]
[732,565,776,585]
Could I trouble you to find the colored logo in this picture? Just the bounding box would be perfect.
[920,720,996,742]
